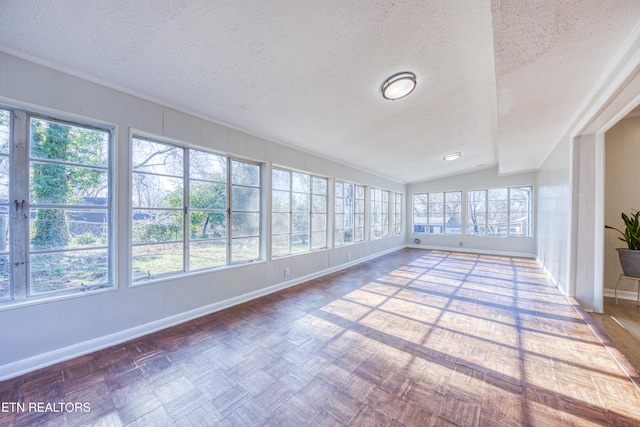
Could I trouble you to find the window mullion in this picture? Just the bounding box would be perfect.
[226,157,232,263]
[288,172,293,254]
[10,110,28,300]
[184,148,190,272]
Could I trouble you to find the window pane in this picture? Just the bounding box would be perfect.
[0,157,8,203]
[132,243,184,281]
[29,208,109,250]
[312,213,327,232]
[30,249,109,294]
[312,195,326,213]
[312,177,327,195]
[413,194,428,233]
[272,169,290,191]
[292,172,310,193]
[0,110,10,154]
[311,231,326,250]
[272,213,290,234]
[232,237,259,262]
[292,213,310,233]
[488,189,508,237]
[292,234,310,253]
[132,138,182,176]
[132,209,183,243]
[0,254,9,300]
[344,229,354,243]
[231,161,259,186]
[510,187,532,237]
[133,174,183,208]
[467,190,486,235]
[292,193,309,212]
[231,213,259,237]
[0,208,8,253]
[428,192,444,234]
[190,151,226,182]
[26,117,113,297]
[272,234,290,257]
[445,192,462,235]
[31,118,109,167]
[335,182,343,198]
[190,212,226,240]
[190,182,226,210]
[272,190,290,212]
[190,240,226,270]
[30,163,108,205]
[232,186,260,211]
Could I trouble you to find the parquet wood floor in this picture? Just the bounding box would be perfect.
[2,248,640,426]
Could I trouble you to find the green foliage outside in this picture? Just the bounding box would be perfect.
[30,119,107,249]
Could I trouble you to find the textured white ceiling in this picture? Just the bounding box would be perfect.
[0,1,638,183]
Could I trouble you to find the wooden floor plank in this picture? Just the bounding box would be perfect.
[1,248,640,426]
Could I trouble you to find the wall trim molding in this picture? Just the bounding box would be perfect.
[406,244,535,259]
[0,245,404,381]
[603,288,639,302]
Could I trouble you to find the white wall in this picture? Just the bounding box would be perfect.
[535,138,572,294]
[0,52,406,379]
[604,115,640,297]
[406,167,536,256]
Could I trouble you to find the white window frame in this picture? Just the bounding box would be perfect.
[271,167,328,258]
[370,187,390,240]
[335,180,365,246]
[467,186,533,238]
[1,107,115,305]
[393,192,403,235]
[412,191,462,235]
[131,134,261,283]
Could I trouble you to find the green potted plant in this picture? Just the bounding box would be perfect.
[606,210,640,278]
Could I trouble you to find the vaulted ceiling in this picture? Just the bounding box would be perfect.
[1,1,639,183]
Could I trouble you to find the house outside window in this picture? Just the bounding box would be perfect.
[467,186,532,237]
[413,191,462,235]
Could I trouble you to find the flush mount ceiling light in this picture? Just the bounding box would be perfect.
[443,152,461,161]
[381,72,417,100]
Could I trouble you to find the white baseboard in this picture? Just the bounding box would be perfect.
[603,288,639,302]
[406,244,535,259]
[0,245,404,381]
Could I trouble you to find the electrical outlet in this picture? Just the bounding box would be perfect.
[284,268,290,278]
[348,252,351,261]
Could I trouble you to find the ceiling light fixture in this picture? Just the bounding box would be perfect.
[381,72,417,100]
[443,152,461,161]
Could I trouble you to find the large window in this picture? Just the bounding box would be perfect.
[467,187,532,237]
[335,181,365,246]
[370,188,390,240]
[272,168,327,257]
[413,191,462,235]
[1,109,113,303]
[132,136,260,282]
[393,192,403,235]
